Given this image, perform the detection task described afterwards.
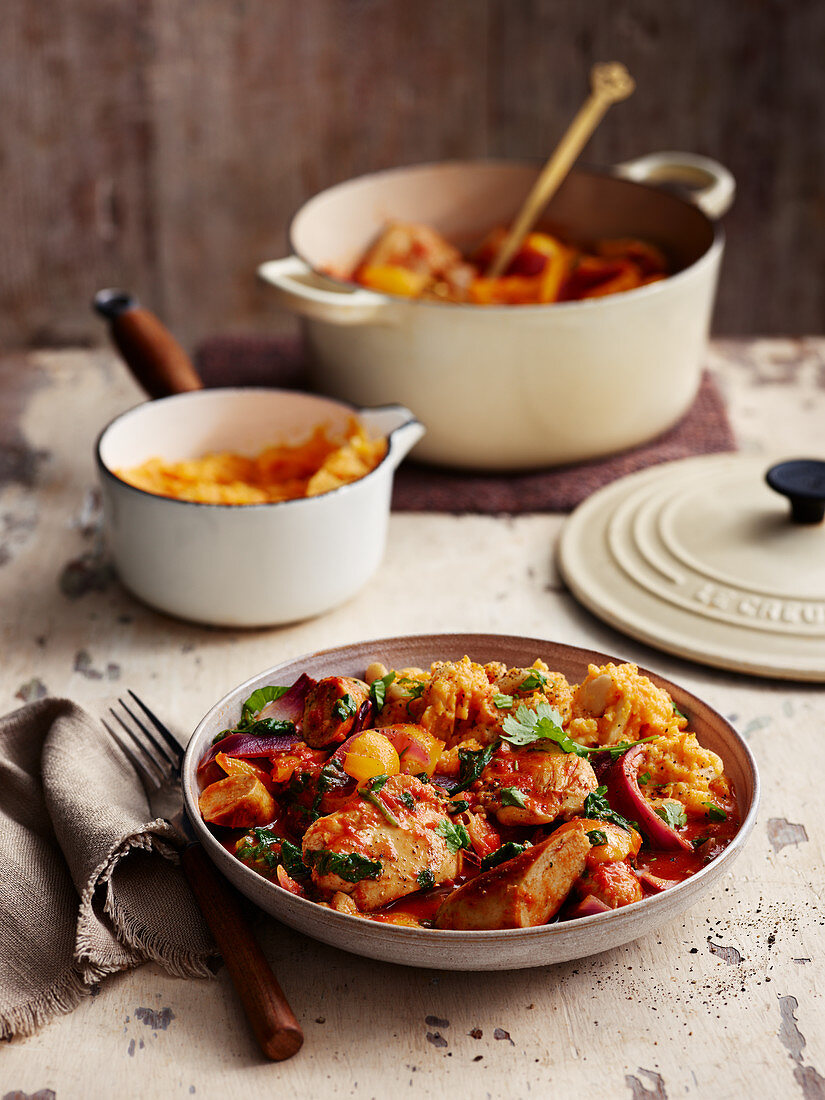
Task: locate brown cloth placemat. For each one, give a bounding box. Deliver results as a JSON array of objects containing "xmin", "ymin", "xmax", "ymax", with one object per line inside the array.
[{"xmin": 195, "ymin": 335, "xmax": 737, "ymax": 514}]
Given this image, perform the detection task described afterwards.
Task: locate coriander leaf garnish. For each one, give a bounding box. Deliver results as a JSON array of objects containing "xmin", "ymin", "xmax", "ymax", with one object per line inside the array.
[
  {"xmin": 447, "ymin": 799, "xmax": 469, "ymax": 814},
  {"xmin": 399, "ymin": 790, "xmax": 416, "ymax": 810},
  {"xmin": 453, "ymin": 742, "xmax": 498, "ymax": 794},
  {"xmin": 417, "ymin": 868, "xmax": 435, "ymax": 890},
  {"xmin": 673, "ymin": 703, "xmax": 687, "ymax": 721},
  {"xmin": 693, "ymin": 835, "xmax": 710, "ymax": 849},
  {"xmin": 519, "ymin": 669, "xmax": 548, "ymax": 692},
  {"xmin": 369, "ymin": 671, "xmax": 396, "ymax": 710},
  {"xmin": 304, "ymin": 849, "xmax": 383, "ymax": 883},
  {"xmin": 480, "ymin": 841, "xmax": 529, "ymax": 871},
  {"xmin": 240, "ymin": 685, "xmax": 290, "ymax": 725},
  {"xmin": 705, "ymin": 803, "xmax": 727, "ymax": 822},
  {"xmin": 396, "ymin": 675, "xmax": 425, "ymax": 701},
  {"xmin": 500, "ymin": 787, "xmax": 528, "ymax": 809},
  {"xmin": 493, "ymin": 693, "xmax": 514, "ymax": 709},
  {"xmin": 586, "ymin": 829, "xmax": 608, "ymax": 847},
  {"xmin": 655, "ymin": 801, "xmax": 688, "ymax": 830},
  {"xmin": 501, "ymin": 702, "xmax": 571, "ymax": 749},
  {"xmin": 333, "ymin": 694, "xmax": 357, "ymax": 722},
  {"xmin": 639, "ymin": 771, "xmax": 652, "ymax": 786},
  {"xmin": 436, "ymin": 818, "xmax": 471, "ymax": 853},
  {"xmin": 583, "ymin": 786, "xmax": 633, "ymax": 833}
]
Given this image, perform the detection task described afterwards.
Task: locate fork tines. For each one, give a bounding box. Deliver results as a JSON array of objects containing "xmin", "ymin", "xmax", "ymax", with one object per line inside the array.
[{"xmin": 103, "ymin": 692, "xmax": 184, "ymax": 790}]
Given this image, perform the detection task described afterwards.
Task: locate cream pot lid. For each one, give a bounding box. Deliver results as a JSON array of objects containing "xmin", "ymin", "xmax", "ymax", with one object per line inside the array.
[{"xmin": 558, "ymin": 453, "xmax": 825, "ymax": 681}]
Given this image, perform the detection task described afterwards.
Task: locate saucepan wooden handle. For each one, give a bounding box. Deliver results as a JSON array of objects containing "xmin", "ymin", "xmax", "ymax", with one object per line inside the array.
[
  {"xmin": 180, "ymin": 842, "xmax": 304, "ymax": 1061},
  {"xmin": 93, "ymin": 289, "xmax": 204, "ymax": 399}
]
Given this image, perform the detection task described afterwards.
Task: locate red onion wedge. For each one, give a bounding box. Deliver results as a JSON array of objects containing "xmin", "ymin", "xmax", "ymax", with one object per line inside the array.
[
  {"xmin": 256, "ymin": 673, "xmax": 314, "ymax": 726},
  {"xmin": 636, "ymin": 870, "xmax": 681, "ymax": 894},
  {"xmin": 567, "ymin": 894, "xmax": 611, "ymax": 918},
  {"xmin": 198, "ymin": 729, "xmax": 301, "ymax": 775},
  {"xmin": 608, "ymin": 744, "xmax": 693, "ymax": 851}
]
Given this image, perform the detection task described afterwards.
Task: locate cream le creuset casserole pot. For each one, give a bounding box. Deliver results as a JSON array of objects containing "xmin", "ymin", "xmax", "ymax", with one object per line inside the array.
[{"xmin": 259, "ymin": 152, "xmax": 735, "ymax": 471}]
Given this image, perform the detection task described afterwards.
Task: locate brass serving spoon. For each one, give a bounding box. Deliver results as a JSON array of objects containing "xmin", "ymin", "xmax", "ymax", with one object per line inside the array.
[{"xmin": 486, "ymin": 62, "xmax": 636, "ymax": 278}]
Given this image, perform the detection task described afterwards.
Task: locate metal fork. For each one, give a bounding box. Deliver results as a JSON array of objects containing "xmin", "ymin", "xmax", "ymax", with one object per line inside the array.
[{"xmin": 104, "ymin": 691, "xmax": 303, "ymax": 1061}]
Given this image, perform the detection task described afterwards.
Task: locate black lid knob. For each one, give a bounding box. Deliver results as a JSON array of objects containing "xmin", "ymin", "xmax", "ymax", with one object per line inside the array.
[{"xmin": 766, "ymin": 459, "xmax": 825, "ymax": 524}]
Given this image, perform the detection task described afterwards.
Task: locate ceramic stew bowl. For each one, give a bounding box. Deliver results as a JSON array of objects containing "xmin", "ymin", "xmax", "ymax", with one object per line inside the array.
[
  {"xmin": 259, "ymin": 153, "xmax": 735, "ymax": 471},
  {"xmin": 96, "ymin": 389, "xmax": 423, "ymax": 627},
  {"xmin": 182, "ymin": 633, "xmax": 759, "ymax": 971}
]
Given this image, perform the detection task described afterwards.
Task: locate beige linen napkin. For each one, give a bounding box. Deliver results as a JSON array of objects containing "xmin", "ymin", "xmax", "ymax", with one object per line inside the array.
[{"xmin": 0, "ymin": 697, "xmax": 215, "ymax": 1040}]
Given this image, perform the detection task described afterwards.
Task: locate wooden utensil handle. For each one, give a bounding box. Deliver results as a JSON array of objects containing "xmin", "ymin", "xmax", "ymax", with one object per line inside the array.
[
  {"xmin": 180, "ymin": 842, "xmax": 303, "ymax": 1061},
  {"xmin": 93, "ymin": 289, "xmax": 203, "ymax": 399}
]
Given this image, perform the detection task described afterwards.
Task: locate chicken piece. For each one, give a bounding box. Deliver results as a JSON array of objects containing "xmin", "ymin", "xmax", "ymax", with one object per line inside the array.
[
  {"xmin": 355, "ymin": 222, "xmax": 464, "ymax": 281},
  {"xmin": 199, "ymin": 772, "xmax": 275, "ymax": 829},
  {"xmin": 478, "ymin": 743, "xmax": 597, "ymax": 825},
  {"xmin": 568, "ymin": 663, "xmax": 684, "ymax": 748},
  {"xmin": 435, "ymin": 827, "xmax": 590, "ymax": 930},
  {"xmin": 302, "ymin": 676, "xmax": 370, "ymax": 748},
  {"xmin": 575, "ymin": 860, "xmax": 643, "ymax": 910},
  {"xmin": 301, "ymin": 774, "xmax": 459, "ymax": 911}
]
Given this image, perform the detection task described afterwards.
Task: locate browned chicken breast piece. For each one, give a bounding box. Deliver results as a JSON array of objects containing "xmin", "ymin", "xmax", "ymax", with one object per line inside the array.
[
  {"xmin": 435, "ymin": 827, "xmax": 591, "ymax": 930},
  {"xmin": 302, "ymin": 676, "xmax": 370, "ymax": 748},
  {"xmin": 301, "ymin": 774, "xmax": 460, "ymax": 911},
  {"xmin": 478, "ymin": 744, "xmax": 598, "ymax": 825}
]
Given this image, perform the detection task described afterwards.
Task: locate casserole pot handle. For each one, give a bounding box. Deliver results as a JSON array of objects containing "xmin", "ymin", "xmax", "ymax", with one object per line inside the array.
[
  {"xmin": 258, "ymin": 257, "xmax": 392, "ymax": 326},
  {"xmin": 613, "ymin": 151, "xmax": 735, "ymax": 220}
]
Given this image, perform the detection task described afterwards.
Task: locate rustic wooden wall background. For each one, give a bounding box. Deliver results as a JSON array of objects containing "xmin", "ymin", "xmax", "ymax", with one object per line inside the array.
[{"xmin": 3, "ymin": 0, "xmax": 824, "ymax": 350}]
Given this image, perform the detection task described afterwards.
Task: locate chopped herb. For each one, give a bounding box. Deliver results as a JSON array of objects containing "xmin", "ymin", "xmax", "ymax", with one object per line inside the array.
[
  {"xmin": 500, "ymin": 787, "xmax": 528, "ymax": 809},
  {"xmin": 237, "ymin": 827, "xmax": 281, "ymax": 870},
  {"xmin": 417, "ymin": 868, "xmax": 435, "ymax": 890},
  {"xmin": 519, "ymin": 669, "xmax": 549, "ymax": 692},
  {"xmin": 211, "ymin": 729, "xmax": 232, "ymax": 745},
  {"xmin": 333, "ymin": 694, "xmax": 357, "ymax": 722},
  {"xmin": 369, "ymin": 671, "xmax": 396, "ymax": 710},
  {"xmin": 672, "ymin": 703, "xmax": 687, "ymax": 721},
  {"xmin": 639, "ymin": 771, "xmax": 651, "ymax": 785},
  {"xmin": 240, "ymin": 685, "xmax": 290, "ymax": 725},
  {"xmin": 304, "ymin": 848, "xmax": 382, "ymax": 883},
  {"xmin": 693, "ymin": 835, "xmax": 710, "ymax": 849},
  {"xmin": 453, "ymin": 741, "xmax": 498, "ymax": 794},
  {"xmin": 241, "ymin": 717, "xmax": 296, "ymax": 738},
  {"xmin": 586, "ymin": 829, "xmax": 608, "ymax": 847},
  {"xmin": 493, "ymin": 693, "xmax": 514, "ymax": 709},
  {"xmin": 501, "ymin": 702, "xmax": 570, "ymax": 749},
  {"xmin": 480, "ymin": 841, "xmax": 528, "ymax": 871},
  {"xmin": 310, "ymin": 761, "xmax": 346, "ymax": 821},
  {"xmin": 447, "ymin": 799, "xmax": 469, "ymax": 814},
  {"xmin": 705, "ymin": 803, "xmax": 727, "ymax": 822},
  {"xmin": 399, "ymin": 790, "xmax": 416, "ymax": 810},
  {"xmin": 583, "ymin": 785, "xmax": 633, "ymax": 833},
  {"xmin": 359, "ymin": 774, "xmax": 401, "ymax": 827},
  {"xmin": 598, "ymin": 736, "xmax": 660, "ymax": 762},
  {"xmin": 397, "ymin": 676, "xmax": 425, "ymax": 701},
  {"xmin": 280, "ymin": 840, "xmax": 310, "ymax": 880},
  {"xmin": 416, "ymin": 772, "xmax": 430, "ymax": 784},
  {"xmin": 436, "ymin": 818, "xmax": 471, "ymax": 853},
  {"xmin": 655, "ymin": 801, "xmax": 688, "ymax": 830}
]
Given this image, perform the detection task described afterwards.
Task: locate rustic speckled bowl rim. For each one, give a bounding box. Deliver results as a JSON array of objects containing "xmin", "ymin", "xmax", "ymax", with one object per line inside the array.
[{"xmin": 182, "ymin": 634, "xmax": 759, "ymax": 961}]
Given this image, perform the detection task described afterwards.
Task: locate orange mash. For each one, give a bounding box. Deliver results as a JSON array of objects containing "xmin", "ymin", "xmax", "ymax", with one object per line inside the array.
[{"xmin": 115, "ymin": 417, "xmax": 387, "ymax": 504}]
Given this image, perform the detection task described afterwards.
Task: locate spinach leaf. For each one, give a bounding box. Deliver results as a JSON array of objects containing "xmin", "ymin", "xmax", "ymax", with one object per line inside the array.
[
  {"xmin": 499, "ymin": 787, "xmax": 528, "ymax": 809},
  {"xmin": 417, "ymin": 868, "xmax": 435, "ymax": 890},
  {"xmin": 480, "ymin": 841, "xmax": 528, "ymax": 871},
  {"xmin": 453, "ymin": 742, "xmax": 498, "ymax": 794},
  {"xmin": 304, "ymin": 848, "xmax": 383, "ymax": 883},
  {"xmin": 369, "ymin": 671, "xmax": 396, "ymax": 710},
  {"xmin": 240, "ymin": 685, "xmax": 290, "ymax": 725},
  {"xmin": 583, "ymin": 785, "xmax": 633, "ymax": 833}
]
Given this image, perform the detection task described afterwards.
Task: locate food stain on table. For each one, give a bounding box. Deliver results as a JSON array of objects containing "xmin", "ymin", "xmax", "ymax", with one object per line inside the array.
[
  {"xmin": 624, "ymin": 1068, "xmax": 668, "ymax": 1100},
  {"xmin": 707, "ymin": 940, "xmax": 744, "ymax": 965},
  {"xmin": 134, "ymin": 1006, "xmax": 175, "ymax": 1031},
  {"xmin": 777, "ymin": 995, "xmax": 825, "ymax": 1099},
  {"xmin": 767, "ymin": 818, "xmax": 809, "ymax": 852}
]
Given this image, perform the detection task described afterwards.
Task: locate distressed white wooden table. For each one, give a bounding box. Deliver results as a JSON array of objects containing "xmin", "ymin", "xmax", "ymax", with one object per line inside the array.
[{"xmin": 1, "ymin": 339, "xmax": 823, "ymax": 1100}]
